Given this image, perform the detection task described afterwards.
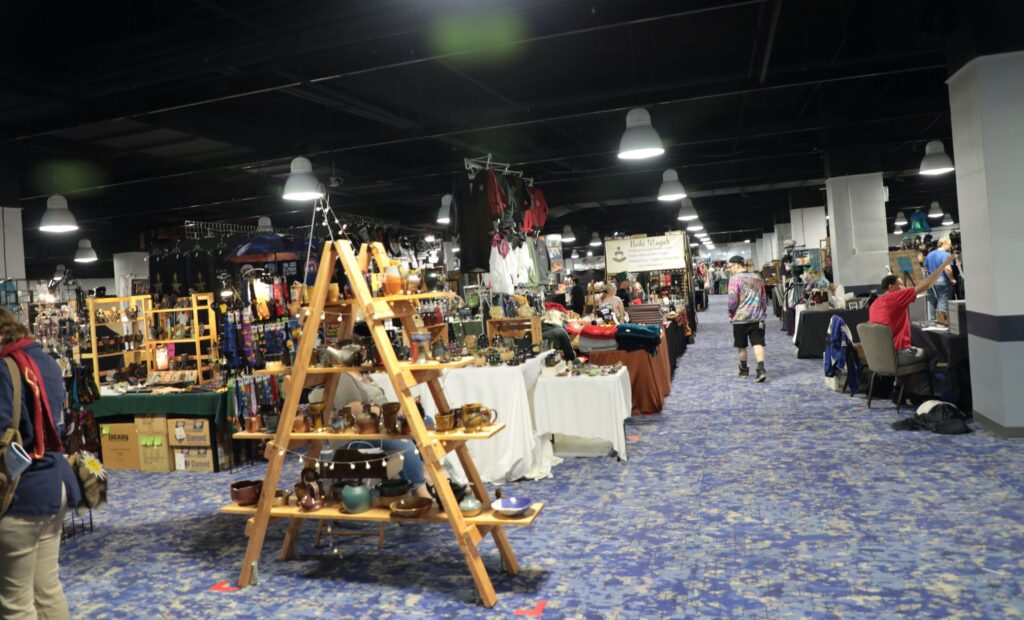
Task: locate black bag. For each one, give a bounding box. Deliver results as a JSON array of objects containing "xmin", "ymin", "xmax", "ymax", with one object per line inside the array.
[{"xmin": 891, "ymin": 402, "xmax": 971, "ymax": 434}]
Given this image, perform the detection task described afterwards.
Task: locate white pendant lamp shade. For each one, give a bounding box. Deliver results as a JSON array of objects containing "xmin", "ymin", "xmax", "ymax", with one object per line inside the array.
[
  {"xmin": 893, "ymin": 224, "xmax": 903, "ymax": 235},
  {"xmin": 686, "ymin": 219, "xmax": 704, "ymax": 232},
  {"xmin": 695, "ymin": 232, "xmax": 708, "ymax": 239},
  {"xmin": 617, "ymin": 108, "xmax": 664, "ymax": 160},
  {"xmin": 942, "ymin": 213, "xmax": 954, "ymax": 226},
  {"xmin": 561, "ymin": 225, "xmax": 576, "ymax": 244},
  {"xmin": 571, "ymin": 249, "xmax": 579, "ymax": 259},
  {"xmin": 53, "ymin": 264, "xmax": 66, "ymax": 282},
  {"xmin": 589, "ymin": 232, "xmax": 601, "ymax": 247},
  {"xmin": 657, "ymin": 169, "xmax": 686, "ymax": 201},
  {"xmin": 39, "ymin": 195, "xmax": 78, "ymax": 233},
  {"xmin": 586, "ymin": 249, "xmax": 593, "ymax": 257},
  {"xmin": 928, "ymin": 201, "xmax": 943, "ymax": 219},
  {"xmin": 282, "ymin": 156, "xmax": 323, "ymax": 201},
  {"xmin": 894, "ymin": 211, "xmax": 908, "ymax": 226},
  {"xmin": 437, "ymin": 194, "xmax": 452, "ymax": 224},
  {"xmin": 74, "ymin": 239, "xmax": 98, "ymax": 263},
  {"xmin": 690, "ymin": 241, "xmax": 699, "ymax": 247},
  {"xmin": 676, "ymin": 198, "xmax": 698, "ymax": 221},
  {"xmin": 256, "ymin": 216, "xmax": 273, "ymax": 231},
  {"xmin": 919, "ymin": 140, "xmax": 954, "ymax": 176}
]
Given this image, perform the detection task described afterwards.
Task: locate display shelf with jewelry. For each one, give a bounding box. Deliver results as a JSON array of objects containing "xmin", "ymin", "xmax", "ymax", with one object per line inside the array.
[
  {"xmin": 222, "ymin": 240, "xmax": 542, "ymax": 608},
  {"xmin": 78, "ymin": 295, "xmax": 153, "ymax": 382},
  {"xmin": 144, "ymin": 292, "xmax": 219, "ymax": 384}
]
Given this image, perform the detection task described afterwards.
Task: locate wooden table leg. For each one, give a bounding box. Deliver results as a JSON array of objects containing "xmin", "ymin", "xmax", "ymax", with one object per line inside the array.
[{"xmin": 279, "ymin": 518, "xmax": 304, "ymax": 560}]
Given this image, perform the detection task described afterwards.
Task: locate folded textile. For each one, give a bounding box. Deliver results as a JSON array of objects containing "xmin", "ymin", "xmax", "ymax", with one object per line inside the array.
[
  {"xmin": 615, "ymin": 323, "xmax": 662, "ymax": 354},
  {"xmin": 581, "ymin": 324, "xmax": 618, "ymax": 339},
  {"xmin": 578, "ymin": 335, "xmax": 620, "ymax": 353}
]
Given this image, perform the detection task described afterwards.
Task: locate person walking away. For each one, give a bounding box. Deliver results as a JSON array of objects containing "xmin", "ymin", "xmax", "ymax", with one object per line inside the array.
[
  {"xmin": 0, "ymin": 308, "xmax": 81, "ymax": 620},
  {"xmin": 727, "ymin": 256, "xmax": 769, "ymax": 382},
  {"xmin": 869, "ymin": 253, "xmax": 955, "ymax": 367},
  {"xmin": 923, "ymin": 237, "xmax": 956, "ymax": 323},
  {"xmin": 567, "ymin": 276, "xmax": 585, "ymax": 316}
]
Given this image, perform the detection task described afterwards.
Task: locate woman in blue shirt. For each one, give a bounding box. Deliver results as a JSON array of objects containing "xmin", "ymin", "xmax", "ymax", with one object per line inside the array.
[
  {"xmin": 923, "ymin": 237, "xmax": 957, "ymax": 323},
  {"xmin": 0, "ymin": 309, "xmax": 81, "ymax": 619}
]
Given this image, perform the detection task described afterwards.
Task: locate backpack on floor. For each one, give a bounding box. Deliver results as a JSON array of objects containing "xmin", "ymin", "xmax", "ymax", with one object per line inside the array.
[
  {"xmin": 891, "ymin": 400, "xmax": 971, "ymax": 434},
  {"xmin": 0, "ymin": 357, "xmax": 25, "ymax": 517}
]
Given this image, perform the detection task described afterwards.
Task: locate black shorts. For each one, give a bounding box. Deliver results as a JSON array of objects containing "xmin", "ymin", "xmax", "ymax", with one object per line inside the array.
[{"xmin": 733, "ymin": 322, "xmax": 766, "ymax": 348}]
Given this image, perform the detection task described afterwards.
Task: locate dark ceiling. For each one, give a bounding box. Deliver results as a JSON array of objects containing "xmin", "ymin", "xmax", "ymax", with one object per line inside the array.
[{"xmin": 0, "ymin": 0, "xmax": 972, "ymax": 277}]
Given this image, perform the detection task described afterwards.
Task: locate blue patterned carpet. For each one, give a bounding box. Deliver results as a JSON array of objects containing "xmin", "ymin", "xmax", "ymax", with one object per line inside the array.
[{"xmin": 60, "ymin": 298, "xmax": 1024, "ymax": 618}]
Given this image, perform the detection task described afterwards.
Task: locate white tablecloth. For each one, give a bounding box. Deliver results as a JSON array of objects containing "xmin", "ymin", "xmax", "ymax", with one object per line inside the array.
[
  {"xmin": 440, "ymin": 352, "xmax": 558, "ymax": 484},
  {"xmin": 533, "ymin": 368, "xmax": 632, "ymax": 461},
  {"xmin": 367, "ymin": 374, "xmax": 438, "ymax": 418}
]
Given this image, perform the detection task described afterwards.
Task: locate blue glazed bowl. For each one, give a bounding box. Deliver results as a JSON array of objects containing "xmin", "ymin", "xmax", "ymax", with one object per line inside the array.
[{"xmin": 493, "ymin": 496, "xmax": 531, "ymax": 517}]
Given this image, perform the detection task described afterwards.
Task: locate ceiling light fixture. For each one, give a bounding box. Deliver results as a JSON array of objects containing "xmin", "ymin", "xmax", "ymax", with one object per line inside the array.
[
  {"xmin": 437, "ymin": 194, "xmax": 452, "ymax": 224},
  {"xmin": 282, "ymin": 157, "xmax": 324, "ymax": 201},
  {"xmin": 690, "ymin": 242, "xmax": 699, "ymax": 247},
  {"xmin": 52, "ymin": 264, "xmax": 66, "ymax": 283},
  {"xmin": 657, "ymin": 169, "xmax": 686, "ymax": 201},
  {"xmin": 919, "ymin": 140, "xmax": 955, "ymax": 176},
  {"xmin": 39, "ymin": 195, "xmax": 78, "ymax": 233},
  {"xmin": 894, "ymin": 211, "xmax": 908, "ymax": 226},
  {"xmin": 942, "ymin": 213, "xmax": 954, "ymax": 226},
  {"xmin": 586, "ymin": 250, "xmax": 593, "ymax": 257},
  {"xmin": 424, "ymin": 234, "xmax": 435, "ymax": 243},
  {"xmin": 74, "ymin": 239, "xmax": 98, "ymax": 263},
  {"xmin": 561, "ymin": 225, "xmax": 576, "ymax": 244},
  {"xmin": 743, "ymin": 239, "xmax": 751, "ymax": 244},
  {"xmin": 617, "ymin": 108, "xmax": 664, "ymax": 160},
  {"xmin": 686, "ymin": 219, "xmax": 704, "ymax": 232},
  {"xmin": 676, "ymin": 198, "xmax": 698, "ymax": 221},
  {"xmin": 927, "ymin": 201, "xmax": 943, "ymax": 219},
  {"xmin": 695, "ymin": 232, "xmax": 708, "ymax": 239},
  {"xmin": 571, "ymin": 249, "xmax": 579, "ymax": 259},
  {"xmin": 893, "ymin": 224, "xmax": 903, "ymax": 235},
  {"xmin": 589, "ymin": 232, "xmax": 601, "ymax": 247},
  {"xmin": 256, "ymin": 216, "xmax": 273, "ymax": 232}
]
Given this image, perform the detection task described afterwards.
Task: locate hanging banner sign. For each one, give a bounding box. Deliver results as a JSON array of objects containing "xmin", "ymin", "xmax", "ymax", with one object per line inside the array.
[{"xmin": 604, "ymin": 234, "xmax": 687, "ymax": 274}]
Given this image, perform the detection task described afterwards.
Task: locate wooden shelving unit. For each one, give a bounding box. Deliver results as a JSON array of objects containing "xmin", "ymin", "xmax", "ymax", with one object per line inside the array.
[
  {"xmin": 222, "ymin": 240, "xmax": 542, "ymax": 607},
  {"xmin": 79, "ymin": 295, "xmax": 151, "ymax": 381},
  {"xmin": 145, "ymin": 292, "xmax": 218, "ymax": 383}
]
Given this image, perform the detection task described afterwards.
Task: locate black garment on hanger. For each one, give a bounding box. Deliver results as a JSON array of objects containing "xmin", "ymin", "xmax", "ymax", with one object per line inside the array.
[
  {"xmin": 454, "ymin": 173, "xmax": 491, "ymax": 273},
  {"xmin": 187, "ymin": 246, "xmax": 211, "ymax": 293}
]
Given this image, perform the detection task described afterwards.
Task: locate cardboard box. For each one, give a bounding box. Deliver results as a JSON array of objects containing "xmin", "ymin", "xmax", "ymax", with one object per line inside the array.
[
  {"xmin": 100, "ymin": 423, "xmax": 140, "ymax": 470},
  {"xmin": 174, "ymin": 445, "xmax": 231, "ymax": 473},
  {"xmin": 138, "ymin": 435, "xmax": 175, "ymax": 472},
  {"xmin": 134, "ymin": 415, "xmax": 168, "ymax": 437},
  {"xmin": 167, "ymin": 418, "xmax": 212, "ymax": 448}
]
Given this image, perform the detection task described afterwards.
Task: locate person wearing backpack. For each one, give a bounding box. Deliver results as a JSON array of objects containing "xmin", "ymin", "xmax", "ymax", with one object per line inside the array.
[{"xmin": 0, "ymin": 308, "xmax": 81, "ymax": 620}]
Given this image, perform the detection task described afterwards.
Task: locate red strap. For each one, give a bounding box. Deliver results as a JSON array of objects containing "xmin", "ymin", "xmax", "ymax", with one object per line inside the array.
[{"xmin": 2, "ymin": 339, "xmax": 64, "ymax": 459}]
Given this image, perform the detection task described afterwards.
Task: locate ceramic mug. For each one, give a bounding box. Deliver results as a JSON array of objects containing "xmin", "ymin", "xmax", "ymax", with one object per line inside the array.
[
  {"xmin": 463, "ymin": 408, "xmax": 497, "ymax": 431},
  {"xmin": 327, "ymin": 283, "xmax": 341, "ymax": 302},
  {"xmin": 434, "ymin": 412, "xmax": 455, "ymax": 432}
]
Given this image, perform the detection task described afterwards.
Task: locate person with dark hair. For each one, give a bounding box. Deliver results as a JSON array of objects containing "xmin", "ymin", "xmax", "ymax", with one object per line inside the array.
[
  {"xmin": 727, "ymin": 256, "xmax": 769, "ymax": 382},
  {"xmin": 869, "ymin": 253, "xmax": 954, "ymax": 366},
  {"xmin": 567, "ymin": 276, "xmax": 585, "ymax": 316},
  {"xmin": 0, "ymin": 308, "xmax": 81, "ymax": 619}
]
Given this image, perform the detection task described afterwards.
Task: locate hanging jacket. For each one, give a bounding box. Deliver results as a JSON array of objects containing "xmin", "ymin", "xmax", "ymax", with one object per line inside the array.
[
  {"xmin": 454, "ymin": 173, "xmax": 491, "ymax": 273},
  {"xmin": 529, "ymin": 187, "xmax": 549, "ymax": 228},
  {"xmin": 486, "ymin": 169, "xmax": 507, "ymax": 218},
  {"xmin": 824, "ymin": 315, "xmax": 862, "ymax": 395}
]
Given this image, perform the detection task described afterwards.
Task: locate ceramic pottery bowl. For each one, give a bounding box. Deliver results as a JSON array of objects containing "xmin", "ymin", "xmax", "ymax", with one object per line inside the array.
[
  {"xmin": 375, "ymin": 479, "xmax": 413, "ymax": 500},
  {"xmin": 230, "ymin": 480, "xmax": 263, "ymax": 506},
  {"xmin": 272, "ymin": 489, "xmax": 291, "ymax": 507},
  {"xmin": 427, "ymin": 479, "xmax": 468, "ymax": 510},
  {"xmin": 389, "ymin": 496, "xmax": 432, "ymax": 518},
  {"xmin": 493, "ymin": 496, "xmax": 531, "ymax": 517}
]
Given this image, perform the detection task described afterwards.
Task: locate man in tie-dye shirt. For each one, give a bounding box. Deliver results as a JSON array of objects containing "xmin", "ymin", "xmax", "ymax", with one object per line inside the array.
[{"xmin": 727, "ymin": 256, "xmax": 769, "ymax": 382}]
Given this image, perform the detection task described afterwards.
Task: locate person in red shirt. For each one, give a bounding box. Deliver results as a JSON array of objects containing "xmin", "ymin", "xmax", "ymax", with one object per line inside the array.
[{"xmin": 869, "ymin": 253, "xmax": 954, "ymax": 366}]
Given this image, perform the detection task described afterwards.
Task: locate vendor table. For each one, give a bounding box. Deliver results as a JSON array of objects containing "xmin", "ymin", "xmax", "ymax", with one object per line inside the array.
[
  {"xmin": 664, "ymin": 321, "xmax": 687, "ymax": 377},
  {"xmin": 439, "ymin": 352, "xmax": 556, "ymax": 484},
  {"xmin": 794, "ymin": 308, "xmax": 869, "ymax": 359},
  {"xmin": 588, "ymin": 331, "xmax": 671, "ymax": 414},
  {"xmin": 90, "ymin": 391, "xmax": 227, "ymax": 423},
  {"xmin": 533, "ymin": 368, "xmax": 632, "ymax": 461},
  {"xmin": 911, "ymin": 325, "xmax": 972, "ymax": 411}
]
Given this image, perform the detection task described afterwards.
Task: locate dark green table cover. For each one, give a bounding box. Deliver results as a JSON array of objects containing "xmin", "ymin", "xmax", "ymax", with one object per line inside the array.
[{"xmin": 90, "ymin": 391, "xmax": 227, "ymax": 424}]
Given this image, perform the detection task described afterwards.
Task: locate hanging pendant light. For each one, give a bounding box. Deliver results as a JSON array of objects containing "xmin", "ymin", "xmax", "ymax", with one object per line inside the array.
[
  {"xmin": 451, "ymin": 237, "xmax": 460, "ymax": 254},
  {"xmin": 586, "ymin": 249, "xmax": 593, "ymax": 257},
  {"xmin": 941, "ymin": 213, "xmax": 954, "ymax": 226},
  {"xmin": 657, "ymin": 169, "xmax": 686, "ymax": 201},
  {"xmin": 282, "ymin": 157, "xmax": 323, "ymax": 201},
  {"xmin": 686, "ymin": 219, "xmax": 704, "ymax": 232},
  {"xmin": 617, "ymin": 108, "xmax": 664, "ymax": 160},
  {"xmin": 676, "ymin": 198, "xmax": 698, "ymax": 221},
  {"xmin": 927, "ymin": 201, "xmax": 943, "ymax": 219},
  {"xmin": 256, "ymin": 216, "xmax": 273, "ymax": 231},
  {"xmin": 589, "ymin": 232, "xmax": 601, "ymax": 247},
  {"xmin": 894, "ymin": 211, "xmax": 908, "ymax": 226},
  {"xmin": 570, "ymin": 249, "xmax": 579, "ymax": 259},
  {"xmin": 919, "ymin": 140, "xmax": 955, "ymax": 176},
  {"xmin": 74, "ymin": 239, "xmax": 98, "ymax": 263},
  {"xmin": 893, "ymin": 224, "xmax": 903, "ymax": 235},
  {"xmin": 695, "ymin": 232, "xmax": 708, "ymax": 239},
  {"xmin": 690, "ymin": 241, "xmax": 699, "ymax": 247},
  {"xmin": 561, "ymin": 225, "xmax": 576, "ymax": 244},
  {"xmin": 52, "ymin": 264, "xmax": 66, "ymax": 282},
  {"xmin": 39, "ymin": 195, "xmax": 78, "ymax": 233},
  {"xmin": 437, "ymin": 194, "xmax": 452, "ymax": 224}
]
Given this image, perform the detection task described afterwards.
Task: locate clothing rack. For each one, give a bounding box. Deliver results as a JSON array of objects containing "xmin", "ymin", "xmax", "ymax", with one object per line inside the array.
[{"xmin": 464, "ymin": 154, "xmax": 534, "ymax": 186}]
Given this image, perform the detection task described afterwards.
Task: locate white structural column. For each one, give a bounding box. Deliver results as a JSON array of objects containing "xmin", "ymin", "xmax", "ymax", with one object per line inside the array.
[
  {"xmin": 948, "ymin": 50, "xmax": 1024, "ymax": 435},
  {"xmin": 773, "ymin": 223, "xmax": 792, "ymax": 256},
  {"xmin": 113, "ymin": 252, "xmax": 150, "ymax": 297},
  {"xmin": 826, "ymin": 173, "xmax": 889, "ymax": 292},
  {"xmin": 0, "ymin": 207, "xmax": 26, "ymax": 279},
  {"xmin": 789, "ymin": 207, "xmax": 827, "ymax": 250}
]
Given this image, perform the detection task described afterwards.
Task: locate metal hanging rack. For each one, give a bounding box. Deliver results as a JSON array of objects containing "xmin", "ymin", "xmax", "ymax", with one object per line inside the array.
[{"xmin": 464, "ymin": 154, "xmax": 533, "ymax": 186}]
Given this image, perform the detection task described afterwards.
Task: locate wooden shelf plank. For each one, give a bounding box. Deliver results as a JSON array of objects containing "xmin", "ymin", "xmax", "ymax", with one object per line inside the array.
[
  {"xmin": 378, "ymin": 291, "xmax": 457, "ymax": 302},
  {"xmin": 219, "ymin": 500, "xmax": 543, "ymax": 527},
  {"xmin": 232, "ymin": 424, "xmax": 504, "ymax": 442},
  {"xmin": 148, "ymin": 337, "xmax": 214, "ymax": 344},
  {"xmin": 248, "ymin": 357, "xmax": 475, "ymax": 377},
  {"xmin": 80, "ymin": 350, "xmax": 145, "ymax": 358}
]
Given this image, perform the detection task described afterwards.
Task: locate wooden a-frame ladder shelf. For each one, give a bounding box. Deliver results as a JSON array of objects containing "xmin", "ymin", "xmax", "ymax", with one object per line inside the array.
[{"xmin": 220, "ymin": 240, "xmax": 543, "ymax": 608}]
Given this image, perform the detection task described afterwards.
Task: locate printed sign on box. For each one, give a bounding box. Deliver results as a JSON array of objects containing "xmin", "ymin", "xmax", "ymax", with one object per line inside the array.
[
  {"xmin": 100, "ymin": 423, "xmax": 140, "ymax": 470},
  {"xmin": 167, "ymin": 418, "xmax": 212, "ymax": 447},
  {"xmin": 604, "ymin": 234, "xmax": 686, "ymax": 274}
]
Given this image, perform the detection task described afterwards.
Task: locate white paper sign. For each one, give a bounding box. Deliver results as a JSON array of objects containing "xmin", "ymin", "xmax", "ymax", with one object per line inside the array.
[{"xmin": 604, "ymin": 235, "xmax": 687, "ymax": 274}]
